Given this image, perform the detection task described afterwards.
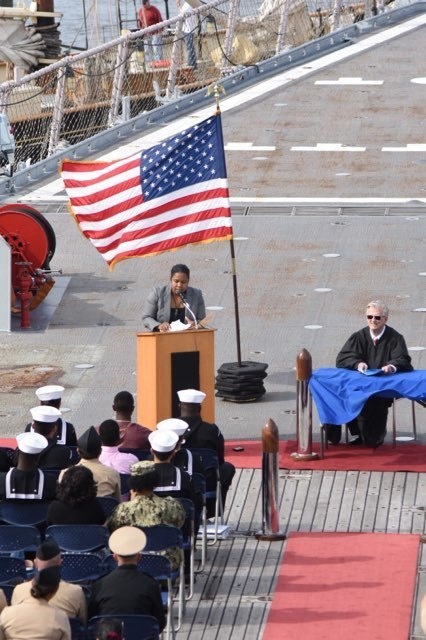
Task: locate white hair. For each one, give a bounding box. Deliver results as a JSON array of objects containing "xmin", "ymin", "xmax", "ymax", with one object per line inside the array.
[{"xmin": 366, "ymin": 300, "xmax": 389, "ymax": 317}]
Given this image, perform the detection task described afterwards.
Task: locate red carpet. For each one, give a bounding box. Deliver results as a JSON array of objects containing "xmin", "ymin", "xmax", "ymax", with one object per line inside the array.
[
  {"xmin": 225, "ymin": 440, "xmax": 426, "ymax": 472},
  {"xmin": 264, "ymin": 532, "xmax": 419, "ymax": 640}
]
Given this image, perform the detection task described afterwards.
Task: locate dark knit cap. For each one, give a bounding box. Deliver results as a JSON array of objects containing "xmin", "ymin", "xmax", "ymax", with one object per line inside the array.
[{"xmin": 77, "ymin": 426, "xmax": 102, "ymax": 456}]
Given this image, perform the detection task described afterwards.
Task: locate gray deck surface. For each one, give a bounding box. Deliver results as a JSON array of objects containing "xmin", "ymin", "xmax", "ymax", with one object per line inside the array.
[
  {"xmin": 0, "ymin": 7, "xmax": 425, "ymax": 640},
  {"xmin": 181, "ymin": 468, "xmax": 426, "ymax": 639}
]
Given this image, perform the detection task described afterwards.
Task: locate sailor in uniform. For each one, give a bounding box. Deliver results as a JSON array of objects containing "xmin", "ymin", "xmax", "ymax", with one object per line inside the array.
[
  {"xmin": 25, "ymin": 385, "xmax": 77, "ymax": 446},
  {"xmin": 149, "ymin": 429, "xmax": 202, "ymax": 549},
  {"xmin": 28, "ymin": 406, "xmax": 73, "ymax": 470},
  {"xmin": 0, "ymin": 432, "xmax": 57, "ymax": 501},
  {"xmin": 155, "ymin": 418, "xmax": 204, "ymax": 478},
  {"xmin": 148, "ymin": 430, "xmax": 195, "ymax": 501},
  {"xmin": 177, "ymin": 388, "xmax": 236, "ymax": 518}
]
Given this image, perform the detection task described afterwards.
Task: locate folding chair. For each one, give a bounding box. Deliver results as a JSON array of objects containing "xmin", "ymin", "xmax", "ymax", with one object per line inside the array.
[
  {"xmin": 178, "ymin": 498, "xmax": 195, "ymax": 600},
  {"xmin": 141, "ymin": 525, "xmax": 185, "ymax": 630},
  {"xmin": 69, "ymin": 617, "xmax": 87, "ymax": 640},
  {"xmin": 119, "ymin": 473, "xmax": 130, "ymax": 500},
  {"xmin": 0, "ymin": 501, "xmax": 50, "ymax": 530},
  {"xmin": 188, "ymin": 448, "xmax": 223, "ymax": 544},
  {"xmin": 97, "ymin": 496, "xmax": 119, "ymax": 520},
  {"xmin": 192, "ymin": 472, "xmax": 207, "ymax": 571},
  {"xmin": 138, "ymin": 554, "xmax": 176, "ymax": 640},
  {"xmin": 60, "ymin": 552, "xmax": 107, "ymax": 585},
  {"xmin": 391, "ymin": 398, "xmax": 418, "ymax": 446},
  {"xmin": 0, "ymin": 524, "xmax": 40, "ymax": 558},
  {"xmin": 0, "ymin": 555, "xmax": 27, "ymax": 582},
  {"xmin": 88, "ymin": 614, "xmax": 160, "ymax": 640},
  {"xmin": 0, "ymin": 555, "xmax": 27, "ymax": 602},
  {"xmin": 45, "ymin": 524, "xmax": 109, "ymax": 555}
]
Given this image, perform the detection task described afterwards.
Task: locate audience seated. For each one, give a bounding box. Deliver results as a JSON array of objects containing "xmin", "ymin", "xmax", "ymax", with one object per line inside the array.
[
  {"xmin": 107, "ymin": 460, "xmax": 185, "ymax": 570},
  {"xmin": 0, "ymin": 433, "xmax": 57, "ymax": 501},
  {"xmin": 99, "ymin": 420, "xmax": 139, "ymax": 474},
  {"xmin": 112, "ymin": 391, "xmax": 151, "ymax": 450},
  {"xmin": 0, "ymin": 566, "xmax": 71, "ymax": 639},
  {"xmin": 12, "ymin": 539, "xmax": 87, "ymax": 625},
  {"xmin": 25, "ymin": 385, "xmax": 77, "ymax": 446},
  {"xmin": 59, "ymin": 427, "xmax": 120, "ymax": 502},
  {"xmin": 89, "ymin": 527, "xmax": 165, "ymax": 632},
  {"xmin": 156, "ymin": 418, "xmax": 204, "ymax": 477},
  {"xmin": 47, "ymin": 466, "xmax": 106, "ymax": 526}
]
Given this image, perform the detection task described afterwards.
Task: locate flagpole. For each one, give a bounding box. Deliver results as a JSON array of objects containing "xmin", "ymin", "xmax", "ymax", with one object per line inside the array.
[{"xmin": 211, "ymin": 84, "xmax": 242, "ymax": 367}]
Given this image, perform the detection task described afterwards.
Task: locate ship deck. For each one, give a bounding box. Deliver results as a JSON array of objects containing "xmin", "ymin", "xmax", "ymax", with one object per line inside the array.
[{"xmin": 0, "ymin": 7, "xmax": 425, "ymax": 639}]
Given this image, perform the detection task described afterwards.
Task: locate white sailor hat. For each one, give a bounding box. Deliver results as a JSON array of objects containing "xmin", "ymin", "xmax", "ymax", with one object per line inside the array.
[
  {"xmin": 30, "ymin": 405, "xmax": 61, "ymax": 423},
  {"xmin": 109, "ymin": 526, "xmax": 147, "ymax": 556},
  {"xmin": 16, "ymin": 432, "xmax": 48, "ymax": 454},
  {"xmin": 35, "ymin": 385, "xmax": 64, "ymax": 402},
  {"xmin": 148, "ymin": 429, "xmax": 179, "ymax": 453},
  {"xmin": 177, "ymin": 388, "xmax": 206, "ymax": 404},
  {"xmin": 156, "ymin": 418, "xmax": 188, "ymax": 436}
]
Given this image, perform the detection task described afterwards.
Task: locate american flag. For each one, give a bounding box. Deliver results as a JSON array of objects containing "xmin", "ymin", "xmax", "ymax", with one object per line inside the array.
[{"xmin": 61, "ymin": 114, "xmax": 233, "ymax": 269}]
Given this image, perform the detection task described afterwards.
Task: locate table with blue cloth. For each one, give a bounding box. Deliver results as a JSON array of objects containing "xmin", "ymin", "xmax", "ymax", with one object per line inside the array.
[{"xmin": 309, "ymin": 368, "xmax": 426, "ymax": 426}]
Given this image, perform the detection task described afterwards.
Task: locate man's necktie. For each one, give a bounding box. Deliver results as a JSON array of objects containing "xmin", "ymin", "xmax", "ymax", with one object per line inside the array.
[{"xmin": 373, "ymin": 338, "xmax": 379, "ymax": 346}]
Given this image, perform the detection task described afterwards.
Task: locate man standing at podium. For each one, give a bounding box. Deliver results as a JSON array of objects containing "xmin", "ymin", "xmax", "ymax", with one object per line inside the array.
[{"xmin": 325, "ymin": 300, "xmax": 413, "ymax": 447}]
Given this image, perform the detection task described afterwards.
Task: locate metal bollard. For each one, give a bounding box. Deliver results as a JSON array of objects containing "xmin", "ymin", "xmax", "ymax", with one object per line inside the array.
[
  {"xmin": 255, "ymin": 418, "xmax": 286, "ymax": 541},
  {"xmin": 291, "ymin": 348, "xmax": 319, "ymax": 461}
]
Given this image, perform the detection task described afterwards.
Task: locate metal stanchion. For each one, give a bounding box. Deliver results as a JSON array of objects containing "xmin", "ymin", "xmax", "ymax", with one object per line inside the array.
[
  {"xmin": 291, "ymin": 348, "xmax": 319, "ymax": 461},
  {"xmin": 255, "ymin": 418, "xmax": 286, "ymax": 541}
]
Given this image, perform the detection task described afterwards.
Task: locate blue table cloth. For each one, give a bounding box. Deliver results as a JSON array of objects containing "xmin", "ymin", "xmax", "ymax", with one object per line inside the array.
[{"xmin": 309, "ymin": 368, "xmax": 426, "ymax": 425}]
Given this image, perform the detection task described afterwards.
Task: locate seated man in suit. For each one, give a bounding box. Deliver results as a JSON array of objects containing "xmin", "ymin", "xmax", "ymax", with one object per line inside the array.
[{"xmin": 324, "ymin": 300, "xmax": 413, "ymax": 448}]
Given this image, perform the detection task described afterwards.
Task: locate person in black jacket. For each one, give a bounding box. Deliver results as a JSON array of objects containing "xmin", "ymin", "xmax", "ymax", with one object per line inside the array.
[
  {"xmin": 177, "ymin": 388, "xmax": 235, "ymax": 518},
  {"xmin": 24, "ymin": 385, "xmax": 77, "ymax": 446},
  {"xmin": 325, "ymin": 300, "xmax": 413, "ymax": 447},
  {"xmin": 46, "ymin": 465, "xmax": 105, "ymax": 526},
  {"xmin": 0, "ymin": 432, "xmax": 57, "ymax": 500},
  {"xmin": 29, "ymin": 406, "xmax": 73, "ymax": 470},
  {"xmin": 89, "ymin": 526, "xmax": 165, "ymax": 632}
]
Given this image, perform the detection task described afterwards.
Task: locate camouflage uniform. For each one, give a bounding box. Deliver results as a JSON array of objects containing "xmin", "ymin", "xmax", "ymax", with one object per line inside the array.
[{"xmin": 107, "ymin": 493, "xmax": 185, "ymax": 569}]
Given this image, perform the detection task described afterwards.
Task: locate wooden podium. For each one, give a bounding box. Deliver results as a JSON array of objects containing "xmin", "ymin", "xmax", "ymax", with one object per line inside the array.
[{"xmin": 136, "ymin": 328, "xmax": 216, "ymax": 429}]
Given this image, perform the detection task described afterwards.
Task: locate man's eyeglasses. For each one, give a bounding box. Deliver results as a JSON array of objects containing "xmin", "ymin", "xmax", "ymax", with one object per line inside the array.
[{"xmin": 367, "ymin": 315, "xmax": 382, "ymax": 320}]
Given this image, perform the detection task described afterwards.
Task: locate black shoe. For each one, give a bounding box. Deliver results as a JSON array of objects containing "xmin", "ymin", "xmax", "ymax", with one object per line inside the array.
[
  {"xmin": 348, "ymin": 436, "xmax": 363, "ymax": 445},
  {"xmin": 324, "ymin": 424, "xmax": 342, "ymax": 445}
]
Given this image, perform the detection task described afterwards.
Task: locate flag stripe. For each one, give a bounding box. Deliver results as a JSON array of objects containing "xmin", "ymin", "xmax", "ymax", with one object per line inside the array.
[{"xmin": 62, "ymin": 114, "xmax": 233, "ymax": 268}]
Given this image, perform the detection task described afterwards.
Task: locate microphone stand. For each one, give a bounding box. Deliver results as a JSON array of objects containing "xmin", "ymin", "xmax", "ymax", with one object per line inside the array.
[{"xmin": 178, "ymin": 293, "xmax": 198, "ymax": 329}]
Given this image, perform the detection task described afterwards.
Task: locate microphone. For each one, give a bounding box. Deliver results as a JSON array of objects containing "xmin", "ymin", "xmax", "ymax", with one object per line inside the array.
[{"xmin": 178, "ymin": 292, "xmax": 198, "ymax": 329}]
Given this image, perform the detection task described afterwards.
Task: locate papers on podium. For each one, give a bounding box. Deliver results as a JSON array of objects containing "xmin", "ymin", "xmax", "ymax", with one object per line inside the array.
[{"xmin": 169, "ymin": 320, "xmax": 191, "ymax": 332}]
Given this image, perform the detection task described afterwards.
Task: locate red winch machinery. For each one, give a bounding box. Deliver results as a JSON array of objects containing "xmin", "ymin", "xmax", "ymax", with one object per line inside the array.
[{"xmin": 0, "ymin": 204, "xmax": 60, "ymax": 329}]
